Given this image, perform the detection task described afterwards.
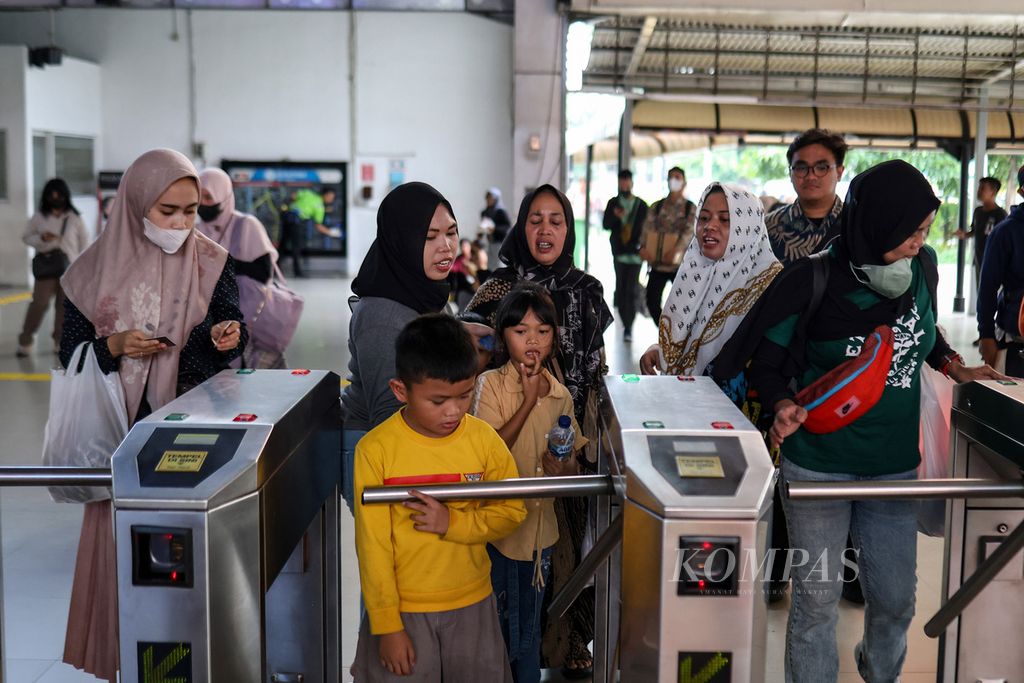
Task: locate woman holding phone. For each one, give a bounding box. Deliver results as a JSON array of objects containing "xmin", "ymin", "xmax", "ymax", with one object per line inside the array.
[{"xmin": 58, "ymin": 148, "xmax": 246, "ymax": 681}]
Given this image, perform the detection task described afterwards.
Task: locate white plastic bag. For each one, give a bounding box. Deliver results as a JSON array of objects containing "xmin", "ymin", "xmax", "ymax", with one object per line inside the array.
[
  {"xmin": 917, "ymin": 365, "xmax": 954, "ymax": 537},
  {"xmin": 42, "ymin": 342, "xmax": 129, "ymax": 503}
]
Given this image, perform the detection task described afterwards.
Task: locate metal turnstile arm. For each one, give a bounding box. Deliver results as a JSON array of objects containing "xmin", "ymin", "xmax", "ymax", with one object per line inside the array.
[
  {"xmin": 547, "ymin": 513, "xmax": 623, "ymax": 619},
  {"xmin": 361, "ymin": 474, "xmax": 614, "ymax": 504},
  {"xmin": 0, "ymin": 467, "xmax": 113, "ymax": 487},
  {"xmin": 786, "ymin": 478, "xmax": 1024, "ymax": 501},
  {"xmin": 924, "ymin": 517, "xmax": 1024, "ymax": 638}
]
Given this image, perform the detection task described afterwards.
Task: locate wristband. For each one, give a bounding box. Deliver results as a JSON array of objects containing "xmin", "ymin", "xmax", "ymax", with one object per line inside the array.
[{"xmin": 940, "ymin": 353, "xmax": 965, "ymax": 378}]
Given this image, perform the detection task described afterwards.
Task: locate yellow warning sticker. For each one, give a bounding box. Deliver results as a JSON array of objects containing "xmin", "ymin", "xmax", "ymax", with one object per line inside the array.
[
  {"xmin": 156, "ymin": 450, "xmax": 208, "ymax": 473},
  {"xmin": 675, "ymin": 455, "xmax": 725, "ymax": 478}
]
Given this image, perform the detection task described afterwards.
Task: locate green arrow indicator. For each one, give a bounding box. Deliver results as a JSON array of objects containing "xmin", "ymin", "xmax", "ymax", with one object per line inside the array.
[
  {"xmin": 141, "ymin": 643, "xmax": 190, "ymax": 683},
  {"xmin": 679, "ymin": 651, "xmax": 729, "ymax": 683}
]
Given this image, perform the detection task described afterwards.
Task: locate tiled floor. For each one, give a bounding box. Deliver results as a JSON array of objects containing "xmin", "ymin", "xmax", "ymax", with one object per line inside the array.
[{"xmin": 0, "ymin": 255, "xmax": 983, "ymax": 682}]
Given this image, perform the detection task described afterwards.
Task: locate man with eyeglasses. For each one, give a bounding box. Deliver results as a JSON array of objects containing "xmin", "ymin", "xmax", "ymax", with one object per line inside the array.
[{"xmin": 765, "ymin": 129, "xmax": 848, "ymax": 266}]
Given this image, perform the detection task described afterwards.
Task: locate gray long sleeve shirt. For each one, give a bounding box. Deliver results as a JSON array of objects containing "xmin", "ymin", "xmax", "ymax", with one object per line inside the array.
[{"xmin": 340, "ymin": 296, "xmax": 420, "ymax": 431}]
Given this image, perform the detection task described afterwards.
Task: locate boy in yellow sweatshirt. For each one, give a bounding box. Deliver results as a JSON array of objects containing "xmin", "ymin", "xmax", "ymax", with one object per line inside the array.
[{"xmin": 353, "ymin": 314, "xmax": 527, "ymax": 682}]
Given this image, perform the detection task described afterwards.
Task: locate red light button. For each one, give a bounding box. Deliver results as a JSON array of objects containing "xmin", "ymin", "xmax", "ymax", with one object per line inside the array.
[
  {"xmin": 711, "ymin": 421, "xmax": 734, "ymax": 430},
  {"xmin": 233, "ymin": 413, "xmax": 258, "ymax": 422},
  {"xmin": 677, "ymin": 375, "xmax": 695, "ymax": 382},
  {"xmin": 291, "ymin": 369, "xmax": 311, "ymax": 375}
]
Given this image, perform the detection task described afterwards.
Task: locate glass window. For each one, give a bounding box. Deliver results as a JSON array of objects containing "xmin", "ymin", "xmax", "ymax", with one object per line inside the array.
[{"xmin": 54, "ymin": 135, "xmax": 94, "ymax": 196}]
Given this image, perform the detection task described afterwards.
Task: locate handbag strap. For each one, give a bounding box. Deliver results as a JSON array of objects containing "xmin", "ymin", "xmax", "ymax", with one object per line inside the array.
[
  {"xmin": 68, "ymin": 341, "xmax": 91, "ymax": 375},
  {"xmin": 59, "ymin": 215, "xmax": 69, "ymax": 237}
]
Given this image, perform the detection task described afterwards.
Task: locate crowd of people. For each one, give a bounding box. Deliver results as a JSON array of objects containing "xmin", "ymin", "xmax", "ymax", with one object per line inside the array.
[{"xmin": 13, "ymin": 127, "xmax": 1024, "ymax": 683}]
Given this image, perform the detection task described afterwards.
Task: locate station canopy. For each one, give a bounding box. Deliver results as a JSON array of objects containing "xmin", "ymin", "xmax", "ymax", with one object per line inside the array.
[{"xmin": 572, "ymin": 8, "xmax": 1024, "ymax": 153}]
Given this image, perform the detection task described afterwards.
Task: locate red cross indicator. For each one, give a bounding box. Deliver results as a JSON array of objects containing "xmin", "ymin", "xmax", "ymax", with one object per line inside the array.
[
  {"xmin": 233, "ymin": 414, "xmax": 257, "ymax": 422},
  {"xmin": 291, "ymin": 369, "xmax": 311, "ymax": 375},
  {"xmin": 711, "ymin": 421, "xmax": 734, "ymax": 430}
]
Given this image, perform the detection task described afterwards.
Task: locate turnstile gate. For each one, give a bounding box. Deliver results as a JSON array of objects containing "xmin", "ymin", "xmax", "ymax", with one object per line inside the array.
[
  {"xmin": 363, "ymin": 374, "xmax": 775, "ymax": 683},
  {"xmin": 940, "ymin": 379, "xmax": 1024, "ymax": 682},
  {"xmin": 604, "ymin": 376, "xmax": 775, "ymax": 683},
  {"xmin": 111, "ymin": 369, "xmax": 342, "ymax": 683}
]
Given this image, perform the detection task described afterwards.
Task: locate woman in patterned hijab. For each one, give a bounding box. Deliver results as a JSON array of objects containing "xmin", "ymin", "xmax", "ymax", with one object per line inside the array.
[{"xmin": 641, "ymin": 182, "xmax": 782, "ymax": 378}]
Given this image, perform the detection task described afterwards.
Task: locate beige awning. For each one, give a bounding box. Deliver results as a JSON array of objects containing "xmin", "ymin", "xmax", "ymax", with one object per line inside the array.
[{"xmin": 632, "ymin": 100, "xmax": 1023, "ymax": 141}]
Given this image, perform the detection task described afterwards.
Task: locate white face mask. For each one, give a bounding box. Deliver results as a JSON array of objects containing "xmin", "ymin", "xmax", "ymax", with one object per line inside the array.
[
  {"xmin": 668, "ymin": 178, "xmax": 685, "ymax": 193},
  {"xmin": 143, "ymin": 217, "xmax": 192, "ymax": 254}
]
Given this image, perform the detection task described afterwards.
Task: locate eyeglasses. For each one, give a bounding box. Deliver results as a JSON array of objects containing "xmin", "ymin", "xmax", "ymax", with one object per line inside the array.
[{"xmin": 790, "ymin": 161, "xmax": 837, "ymax": 178}]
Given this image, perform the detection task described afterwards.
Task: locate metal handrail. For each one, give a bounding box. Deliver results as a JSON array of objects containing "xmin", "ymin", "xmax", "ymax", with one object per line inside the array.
[
  {"xmin": 361, "ymin": 474, "xmax": 614, "ymax": 505},
  {"xmin": 786, "ymin": 478, "xmax": 1024, "ymax": 501}
]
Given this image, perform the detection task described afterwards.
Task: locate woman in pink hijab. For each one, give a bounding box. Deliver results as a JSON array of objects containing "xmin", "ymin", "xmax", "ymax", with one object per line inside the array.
[
  {"xmin": 197, "ymin": 167, "xmax": 287, "ymax": 368},
  {"xmin": 58, "ymin": 148, "xmax": 247, "ymax": 681}
]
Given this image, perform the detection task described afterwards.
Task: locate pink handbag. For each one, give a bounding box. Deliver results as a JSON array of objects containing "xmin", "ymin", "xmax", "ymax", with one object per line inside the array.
[{"xmin": 240, "ymin": 262, "xmax": 304, "ymax": 354}]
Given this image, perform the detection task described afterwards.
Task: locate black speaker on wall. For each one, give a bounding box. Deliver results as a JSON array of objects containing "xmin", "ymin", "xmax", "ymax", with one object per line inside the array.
[{"xmin": 28, "ymin": 46, "xmax": 63, "ymax": 68}]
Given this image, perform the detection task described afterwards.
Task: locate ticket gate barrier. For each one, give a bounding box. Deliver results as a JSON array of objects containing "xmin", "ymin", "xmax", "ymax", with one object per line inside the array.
[
  {"xmin": 110, "ymin": 369, "xmax": 342, "ymax": 683},
  {"xmin": 364, "ymin": 374, "xmax": 776, "ymax": 683},
  {"xmin": 788, "ymin": 379, "xmax": 1024, "ymax": 683},
  {"xmin": 601, "ymin": 376, "xmax": 775, "ymax": 683}
]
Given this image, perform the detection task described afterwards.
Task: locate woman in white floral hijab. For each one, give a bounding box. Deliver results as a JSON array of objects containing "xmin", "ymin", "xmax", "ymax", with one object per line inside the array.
[{"xmin": 640, "ymin": 182, "xmax": 782, "ymax": 378}]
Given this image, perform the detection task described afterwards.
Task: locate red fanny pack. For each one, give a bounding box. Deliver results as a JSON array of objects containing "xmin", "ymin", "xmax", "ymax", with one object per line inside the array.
[{"xmin": 795, "ymin": 325, "xmax": 895, "ymax": 434}]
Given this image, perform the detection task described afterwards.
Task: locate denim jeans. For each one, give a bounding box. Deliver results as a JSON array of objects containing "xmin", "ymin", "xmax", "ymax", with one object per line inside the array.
[
  {"xmin": 342, "ymin": 428, "xmax": 368, "ymax": 516},
  {"xmin": 781, "ymin": 458, "xmax": 918, "ymax": 683},
  {"xmin": 487, "ymin": 545, "xmax": 553, "ymax": 683}
]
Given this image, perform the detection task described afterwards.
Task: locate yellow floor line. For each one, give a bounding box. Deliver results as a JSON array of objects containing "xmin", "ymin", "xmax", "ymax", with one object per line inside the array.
[
  {"xmin": 0, "ymin": 292, "xmax": 31, "ymax": 306},
  {"xmin": 0, "ymin": 372, "xmax": 51, "ymax": 382}
]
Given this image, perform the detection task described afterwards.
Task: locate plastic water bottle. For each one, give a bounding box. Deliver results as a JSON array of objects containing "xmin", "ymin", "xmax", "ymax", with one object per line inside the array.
[{"xmin": 548, "ymin": 415, "xmax": 575, "ymax": 462}]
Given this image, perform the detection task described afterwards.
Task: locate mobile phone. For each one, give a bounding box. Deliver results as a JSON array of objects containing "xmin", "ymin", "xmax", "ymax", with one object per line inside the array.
[
  {"xmin": 478, "ymin": 335, "xmax": 495, "ymax": 352},
  {"xmin": 145, "ymin": 336, "xmax": 176, "ymax": 347}
]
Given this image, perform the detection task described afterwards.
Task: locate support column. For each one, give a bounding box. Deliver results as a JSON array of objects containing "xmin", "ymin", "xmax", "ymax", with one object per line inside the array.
[
  {"xmin": 618, "ymin": 100, "xmax": 633, "ymax": 172},
  {"xmin": 513, "ymin": 0, "xmax": 566, "ymax": 203},
  {"xmin": 954, "ymin": 144, "xmax": 970, "ymax": 313},
  {"xmin": 969, "ymin": 101, "xmax": 989, "ymax": 315},
  {"xmin": 584, "ymin": 143, "xmax": 594, "ymax": 271}
]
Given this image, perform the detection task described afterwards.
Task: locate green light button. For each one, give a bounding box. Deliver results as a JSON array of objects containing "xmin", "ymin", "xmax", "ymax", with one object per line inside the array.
[
  {"xmin": 237, "ymin": 369, "xmax": 255, "ymax": 374},
  {"xmin": 164, "ymin": 413, "xmax": 189, "ymax": 421},
  {"xmin": 997, "ymin": 380, "xmax": 1018, "ymax": 386},
  {"xmin": 643, "ymin": 420, "xmax": 665, "ymax": 429},
  {"xmin": 621, "ymin": 374, "xmax": 640, "ymax": 383}
]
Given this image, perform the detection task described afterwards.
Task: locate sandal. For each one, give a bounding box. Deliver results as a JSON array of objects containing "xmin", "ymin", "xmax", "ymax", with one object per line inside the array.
[{"xmin": 561, "ymin": 658, "xmax": 593, "ymax": 679}]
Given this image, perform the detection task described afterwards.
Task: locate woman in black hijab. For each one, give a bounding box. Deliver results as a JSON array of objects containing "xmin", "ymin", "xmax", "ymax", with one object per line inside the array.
[
  {"xmin": 723, "ymin": 161, "xmax": 1000, "ymax": 683},
  {"xmin": 340, "ymin": 182, "xmax": 457, "ymax": 513},
  {"xmin": 464, "ymin": 185, "xmax": 612, "ymax": 677}
]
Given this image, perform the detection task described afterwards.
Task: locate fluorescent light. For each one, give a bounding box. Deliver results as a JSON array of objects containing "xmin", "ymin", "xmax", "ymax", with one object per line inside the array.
[{"xmin": 566, "ymin": 21, "xmax": 595, "ymax": 92}]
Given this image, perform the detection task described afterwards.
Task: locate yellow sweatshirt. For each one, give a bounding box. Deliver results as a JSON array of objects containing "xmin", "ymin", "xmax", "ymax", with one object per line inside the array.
[{"xmin": 355, "ymin": 410, "xmax": 526, "ymax": 635}]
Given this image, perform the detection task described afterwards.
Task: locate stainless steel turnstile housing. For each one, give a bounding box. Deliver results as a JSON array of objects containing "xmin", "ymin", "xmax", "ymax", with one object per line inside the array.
[
  {"xmin": 111, "ymin": 369, "xmax": 341, "ymax": 683},
  {"xmin": 942, "ymin": 379, "xmax": 1024, "ymax": 682},
  {"xmin": 604, "ymin": 376, "xmax": 775, "ymax": 683}
]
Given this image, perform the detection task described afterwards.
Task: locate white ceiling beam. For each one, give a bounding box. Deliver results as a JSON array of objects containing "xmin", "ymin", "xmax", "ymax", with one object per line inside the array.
[
  {"xmin": 984, "ymin": 57, "xmax": 1024, "ymax": 86},
  {"xmin": 624, "ymin": 16, "xmax": 658, "ymax": 78}
]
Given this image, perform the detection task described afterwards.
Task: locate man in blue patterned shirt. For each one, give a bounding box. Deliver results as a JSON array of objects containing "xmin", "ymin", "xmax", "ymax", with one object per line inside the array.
[{"xmin": 765, "ymin": 129, "xmax": 847, "ymax": 267}]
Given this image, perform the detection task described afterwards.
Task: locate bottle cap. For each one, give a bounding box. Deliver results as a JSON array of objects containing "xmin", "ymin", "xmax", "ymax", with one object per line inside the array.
[{"xmin": 558, "ymin": 415, "xmax": 571, "ymax": 428}]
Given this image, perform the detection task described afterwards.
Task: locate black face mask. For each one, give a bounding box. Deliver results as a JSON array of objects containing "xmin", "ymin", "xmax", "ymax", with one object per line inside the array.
[
  {"xmin": 197, "ymin": 203, "xmax": 222, "ymax": 223},
  {"xmin": 51, "ymin": 197, "xmax": 68, "ymax": 211}
]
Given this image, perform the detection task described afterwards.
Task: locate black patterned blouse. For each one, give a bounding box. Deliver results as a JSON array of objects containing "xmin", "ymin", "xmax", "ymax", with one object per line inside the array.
[{"xmin": 59, "ymin": 257, "xmax": 248, "ymax": 418}]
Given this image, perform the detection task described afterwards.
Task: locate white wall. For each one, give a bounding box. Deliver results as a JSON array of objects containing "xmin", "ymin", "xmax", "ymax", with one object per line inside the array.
[
  {"xmin": 25, "ymin": 55, "xmax": 104, "ymax": 242},
  {"xmin": 349, "ymin": 12, "xmax": 513, "ymax": 270},
  {"xmin": 0, "ymin": 45, "xmax": 30, "ymax": 285},
  {"xmin": 0, "ymin": 9, "xmax": 514, "ymax": 277}
]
